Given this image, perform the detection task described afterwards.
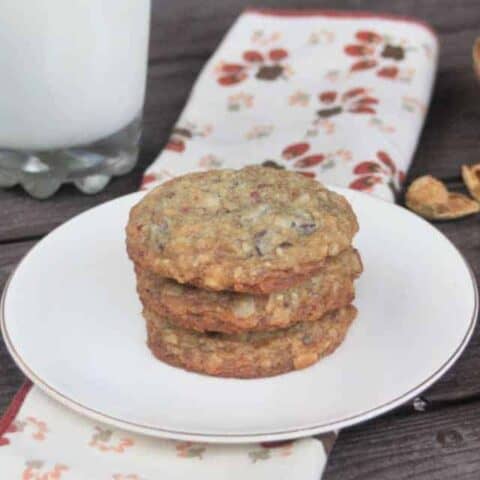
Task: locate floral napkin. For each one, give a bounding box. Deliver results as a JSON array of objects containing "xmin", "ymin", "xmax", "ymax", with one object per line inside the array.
[
  {"xmin": 1, "ymin": 9, "xmax": 437, "ymax": 480},
  {"xmin": 142, "ymin": 8, "xmax": 437, "ymax": 202}
]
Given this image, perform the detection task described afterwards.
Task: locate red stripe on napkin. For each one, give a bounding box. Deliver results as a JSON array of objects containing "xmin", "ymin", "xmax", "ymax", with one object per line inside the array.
[{"xmin": 0, "ymin": 381, "xmax": 32, "ymax": 439}]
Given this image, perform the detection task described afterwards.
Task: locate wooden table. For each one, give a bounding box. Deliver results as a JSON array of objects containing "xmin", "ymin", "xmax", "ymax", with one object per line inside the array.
[{"xmin": 1, "ymin": 0, "xmax": 480, "ymax": 477}]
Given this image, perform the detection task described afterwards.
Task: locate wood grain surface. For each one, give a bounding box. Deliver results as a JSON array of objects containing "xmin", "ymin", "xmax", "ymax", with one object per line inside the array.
[{"xmin": 1, "ymin": 0, "xmax": 480, "ymax": 478}]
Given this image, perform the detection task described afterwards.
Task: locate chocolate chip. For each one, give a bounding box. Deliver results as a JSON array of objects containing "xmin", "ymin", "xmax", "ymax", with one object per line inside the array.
[
  {"xmin": 157, "ymin": 219, "xmax": 169, "ymax": 231},
  {"xmin": 381, "ymin": 44, "xmax": 405, "ymax": 61},
  {"xmin": 250, "ymin": 190, "xmax": 261, "ymax": 202},
  {"xmin": 262, "ymin": 160, "xmax": 285, "ymax": 170},
  {"xmin": 205, "ymin": 331, "xmax": 221, "ymax": 339},
  {"xmin": 172, "ymin": 127, "xmax": 192, "ymax": 138},
  {"xmin": 256, "ymin": 65, "xmax": 284, "ymax": 80},
  {"xmin": 254, "ymin": 230, "xmax": 268, "ymax": 256},
  {"xmin": 296, "ymin": 223, "xmax": 317, "ymax": 235},
  {"xmin": 150, "ymin": 220, "xmax": 169, "ymax": 250},
  {"xmin": 302, "ymin": 334, "xmax": 314, "ymax": 345},
  {"xmin": 317, "ymin": 106, "xmax": 342, "ymax": 118}
]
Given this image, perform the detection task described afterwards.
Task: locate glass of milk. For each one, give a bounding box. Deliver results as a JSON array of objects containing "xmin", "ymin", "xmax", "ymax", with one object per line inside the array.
[{"xmin": 0, "ymin": 0, "xmax": 151, "ymax": 198}]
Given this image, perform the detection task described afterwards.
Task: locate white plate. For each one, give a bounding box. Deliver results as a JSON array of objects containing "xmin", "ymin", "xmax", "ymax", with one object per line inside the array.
[{"xmin": 1, "ymin": 190, "xmax": 477, "ymax": 443}]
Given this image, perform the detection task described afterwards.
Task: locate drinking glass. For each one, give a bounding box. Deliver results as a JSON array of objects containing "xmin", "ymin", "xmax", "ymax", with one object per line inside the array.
[{"xmin": 0, "ymin": 0, "xmax": 151, "ymax": 198}]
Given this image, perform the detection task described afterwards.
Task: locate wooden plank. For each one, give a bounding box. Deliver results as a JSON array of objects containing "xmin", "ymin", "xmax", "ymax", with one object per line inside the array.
[
  {"xmin": 0, "ymin": 241, "xmax": 36, "ymax": 411},
  {"xmin": 0, "ymin": 240, "xmax": 36, "ymax": 292},
  {"xmin": 325, "ymin": 400, "xmax": 480, "ymax": 479}
]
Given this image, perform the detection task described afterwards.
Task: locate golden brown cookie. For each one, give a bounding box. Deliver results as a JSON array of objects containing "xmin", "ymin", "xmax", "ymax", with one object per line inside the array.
[
  {"xmin": 137, "ymin": 248, "xmax": 362, "ymax": 334},
  {"xmin": 144, "ymin": 305, "xmax": 357, "ymax": 378},
  {"xmin": 126, "ymin": 167, "xmax": 358, "ymax": 294}
]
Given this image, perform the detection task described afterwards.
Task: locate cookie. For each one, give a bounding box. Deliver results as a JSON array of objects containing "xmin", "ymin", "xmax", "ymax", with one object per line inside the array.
[
  {"xmin": 127, "ymin": 167, "xmax": 358, "ymax": 294},
  {"xmin": 137, "ymin": 248, "xmax": 362, "ymax": 334},
  {"xmin": 144, "ymin": 305, "xmax": 357, "ymax": 378}
]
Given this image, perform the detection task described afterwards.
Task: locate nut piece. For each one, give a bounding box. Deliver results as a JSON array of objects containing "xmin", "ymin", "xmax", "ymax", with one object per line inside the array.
[
  {"xmin": 406, "ymin": 175, "xmax": 480, "ymax": 220},
  {"xmin": 293, "ymin": 352, "xmax": 319, "ymax": 369},
  {"xmin": 231, "ymin": 296, "xmax": 256, "ymax": 318},
  {"xmin": 461, "ymin": 164, "xmax": 480, "ymax": 202}
]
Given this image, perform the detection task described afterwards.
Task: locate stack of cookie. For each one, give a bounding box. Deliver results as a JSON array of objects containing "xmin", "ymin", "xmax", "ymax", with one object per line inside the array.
[{"xmin": 126, "ymin": 166, "xmax": 361, "ymax": 378}]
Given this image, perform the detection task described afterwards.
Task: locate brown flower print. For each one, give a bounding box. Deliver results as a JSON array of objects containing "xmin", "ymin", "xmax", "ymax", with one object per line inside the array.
[
  {"xmin": 402, "ymin": 96, "xmax": 427, "ymax": 115},
  {"xmin": 289, "ymin": 90, "xmax": 310, "ymax": 107},
  {"xmin": 176, "ymin": 441, "xmax": 206, "ymax": 459},
  {"xmin": 89, "ymin": 426, "xmax": 134, "ymax": 453},
  {"xmin": 22, "ymin": 461, "xmax": 68, "ymax": 480},
  {"xmin": 0, "ymin": 417, "xmax": 47, "ymax": 447},
  {"xmin": 345, "ymin": 30, "xmax": 413, "ymax": 80},
  {"xmin": 165, "ymin": 122, "xmax": 212, "ymax": 153},
  {"xmin": 282, "ymin": 142, "xmax": 324, "ymax": 176},
  {"xmin": 249, "ymin": 440, "xmax": 295, "ymax": 463},
  {"xmin": 198, "ymin": 154, "xmax": 223, "ymax": 169},
  {"xmin": 316, "ymin": 87, "xmax": 379, "ymax": 120},
  {"xmin": 140, "ymin": 173, "xmax": 157, "ymax": 189},
  {"xmin": 227, "ymin": 92, "xmax": 254, "ymax": 111},
  {"xmin": 350, "ymin": 151, "xmax": 405, "ymax": 198},
  {"xmin": 248, "ymin": 448, "xmax": 271, "ymax": 463},
  {"xmin": 165, "ymin": 127, "xmax": 191, "ymax": 153},
  {"xmin": 245, "ymin": 124, "xmax": 274, "ymax": 140},
  {"xmin": 263, "ymin": 144, "xmax": 351, "ymax": 178},
  {"xmin": 217, "ymin": 48, "xmax": 290, "ymax": 86}
]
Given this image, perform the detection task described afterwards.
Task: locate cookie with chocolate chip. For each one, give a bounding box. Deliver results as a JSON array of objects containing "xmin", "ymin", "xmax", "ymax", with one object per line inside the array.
[
  {"xmin": 137, "ymin": 248, "xmax": 362, "ymax": 333},
  {"xmin": 127, "ymin": 167, "xmax": 358, "ymax": 293},
  {"xmin": 144, "ymin": 305, "xmax": 357, "ymax": 378}
]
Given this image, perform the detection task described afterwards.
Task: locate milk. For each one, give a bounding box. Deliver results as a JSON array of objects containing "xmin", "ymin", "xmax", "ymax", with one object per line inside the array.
[{"xmin": 0, "ymin": 0, "xmax": 150, "ymax": 150}]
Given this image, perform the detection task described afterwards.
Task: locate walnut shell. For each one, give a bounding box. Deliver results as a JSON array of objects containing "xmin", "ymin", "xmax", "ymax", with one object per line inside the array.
[
  {"xmin": 406, "ymin": 175, "xmax": 479, "ymax": 220},
  {"xmin": 461, "ymin": 164, "xmax": 480, "ymax": 202}
]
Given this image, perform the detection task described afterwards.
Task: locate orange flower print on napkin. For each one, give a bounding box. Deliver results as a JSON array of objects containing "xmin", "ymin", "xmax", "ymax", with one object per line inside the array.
[
  {"xmin": 165, "ymin": 122, "xmax": 213, "ymax": 153},
  {"xmin": 227, "ymin": 92, "xmax": 254, "ymax": 111},
  {"xmin": 317, "ymin": 87, "xmax": 378, "ymax": 117},
  {"xmin": 345, "ymin": 30, "xmax": 416, "ymax": 81},
  {"xmin": 198, "ymin": 154, "xmax": 223, "ymax": 169},
  {"xmin": 18, "ymin": 417, "xmax": 48, "ymax": 441},
  {"xmin": 248, "ymin": 440, "xmax": 294, "ymax": 462},
  {"xmin": 0, "ymin": 417, "xmax": 47, "ymax": 447},
  {"xmin": 312, "ymin": 87, "xmax": 378, "ymax": 135},
  {"xmin": 175, "ymin": 441, "xmax": 206, "ymax": 459},
  {"xmin": 22, "ymin": 461, "xmax": 68, "ymax": 480},
  {"xmin": 89, "ymin": 426, "xmax": 134, "ymax": 453},
  {"xmin": 140, "ymin": 169, "xmax": 176, "ymax": 190},
  {"xmin": 350, "ymin": 151, "xmax": 405, "ymax": 198},
  {"xmin": 281, "ymin": 142, "xmax": 324, "ymax": 177},
  {"xmin": 216, "ymin": 47, "xmax": 291, "ymax": 85},
  {"xmin": 402, "ymin": 96, "xmax": 427, "ymax": 115},
  {"xmin": 289, "ymin": 90, "xmax": 310, "ymax": 107},
  {"xmin": 0, "ymin": 422, "xmax": 18, "ymax": 447},
  {"xmin": 263, "ymin": 143, "xmax": 351, "ymax": 178}
]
